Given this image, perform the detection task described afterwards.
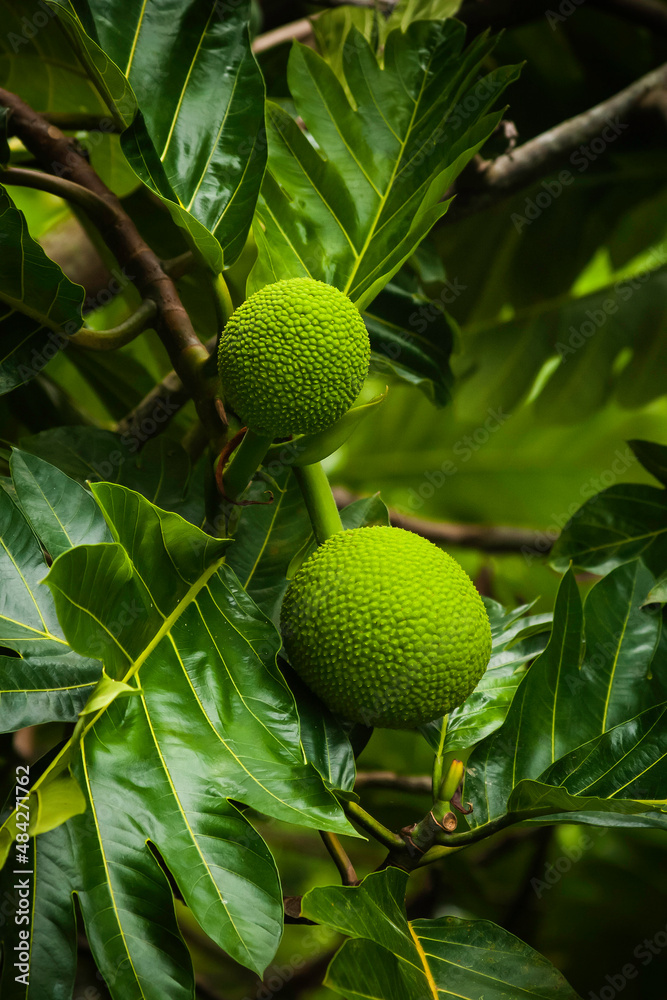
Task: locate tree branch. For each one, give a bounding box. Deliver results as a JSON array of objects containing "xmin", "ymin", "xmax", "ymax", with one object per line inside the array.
[
  {"xmin": 70, "ymin": 300, "xmax": 158, "ymax": 351},
  {"xmin": 355, "ymin": 771, "xmax": 432, "ymax": 793},
  {"xmin": 319, "ymin": 831, "xmax": 359, "ymax": 885},
  {"xmin": 0, "ymin": 88, "xmax": 221, "ymax": 442},
  {"xmin": 452, "ymin": 61, "xmax": 667, "ymax": 218},
  {"xmin": 332, "ymin": 488, "xmax": 552, "ymax": 554},
  {"xmin": 0, "ymin": 166, "xmax": 116, "ymax": 225}
]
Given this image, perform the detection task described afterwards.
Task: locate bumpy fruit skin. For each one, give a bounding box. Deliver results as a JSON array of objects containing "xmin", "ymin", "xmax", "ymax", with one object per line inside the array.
[
  {"xmin": 217, "ymin": 277, "xmax": 370, "ymax": 438},
  {"xmin": 280, "ymin": 526, "xmax": 491, "ymax": 729}
]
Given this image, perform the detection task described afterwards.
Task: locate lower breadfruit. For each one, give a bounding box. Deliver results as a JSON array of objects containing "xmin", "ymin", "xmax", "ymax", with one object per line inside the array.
[{"xmin": 280, "ymin": 525, "xmax": 492, "ymax": 729}]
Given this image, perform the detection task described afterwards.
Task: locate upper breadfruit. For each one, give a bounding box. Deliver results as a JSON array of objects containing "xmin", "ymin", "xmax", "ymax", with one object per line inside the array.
[
  {"xmin": 217, "ymin": 277, "xmax": 370, "ymax": 438},
  {"xmin": 280, "ymin": 525, "xmax": 492, "ymax": 729}
]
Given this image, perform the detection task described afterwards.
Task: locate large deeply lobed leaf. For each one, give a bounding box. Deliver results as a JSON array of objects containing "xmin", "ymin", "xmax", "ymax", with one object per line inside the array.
[
  {"xmin": 302, "ymin": 868, "xmax": 583, "ymax": 1000},
  {"xmin": 250, "ymin": 19, "xmax": 521, "ymax": 310},
  {"xmin": 0, "ymin": 476, "xmax": 357, "ymax": 996}
]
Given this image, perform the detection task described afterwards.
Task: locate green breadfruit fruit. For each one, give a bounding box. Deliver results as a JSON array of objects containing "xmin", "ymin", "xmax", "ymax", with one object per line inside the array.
[
  {"xmin": 217, "ymin": 277, "xmax": 370, "ymax": 438},
  {"xmin": 280, "ymin": 525, "xmax": 492, "ymax": 729}
]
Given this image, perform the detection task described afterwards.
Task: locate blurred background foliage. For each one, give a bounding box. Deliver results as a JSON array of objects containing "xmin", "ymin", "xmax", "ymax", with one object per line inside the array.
[{"xmin": 2, "ymin": 0, "xmax": 667, "ymax": 997}]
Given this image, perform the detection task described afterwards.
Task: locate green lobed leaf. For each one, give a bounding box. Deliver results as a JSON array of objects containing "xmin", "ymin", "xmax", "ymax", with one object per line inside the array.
[
  {"xmin": 22, "ymin": 426, "xmax": 207, "ymax": 526},
  {"xmin": 465, "ymin": 563, "xmax": 666, "ymax": 832},
  {"xmin": 10, "ymin": 448, "xmax": 110, "ymax": 560},
  {"xmin": 49, "ymin": 0, "xmax": 266, "ymax": 269},
  {"xmin": 551, "ymin": 483, "xmax": 667, "ymax": 576},
  {"xmin": 250, "ymin": 20, "xmax": 521, "ymax": 310},
  {"xmin": 628, "ymin": 438, "xmax": 667, "ymax": 487},
  {"xmin": 0, "ymin": 186, "xmax": 84, "ymax": 395},
  {"xmin": 2, "ymin": 481, "xmax": 358, "ymax": 995},
  {"xmin": 302, "ymin": 867, "xmax": 582, "ymax": 1000},
  {"xmin": 226, "ymin": 466, "xmax": 313, "ymax": 625},
  {"xmin": 0, "ymin": 464, "xmax": 102, "ymax": 732},
  {"xmin": 0, "ymin": 0, "xmax": 112, "ymax": 116},
  {"xmin": 364, "ymin": 282, "xmax": 455, "ymax": 406}
]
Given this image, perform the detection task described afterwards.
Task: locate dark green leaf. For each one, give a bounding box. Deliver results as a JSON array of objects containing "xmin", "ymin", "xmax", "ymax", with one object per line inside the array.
[
  {"xmin": 0, "ymin": 0, "xmax": 112, "ymax": 116},
  {"xmin": 628, "ymin": 438, "xmax": 667, "ymax": 486},
  {"xmin": 10, "ymin": 448, "xmax": 110, "ymax": 559},
  {"xmin": 551, "ymin": 484, "xmax": 667, "ymax": 575},
  {"xmin": 364, "ymin": 282, "xmax": 455, "ymax": 406},
  {"xmin": 51, "ymin": 0, "xmax": 266, "ymax": 268},
  {"xmin": 0, "ymin": 187, "xmax": 84, "ymax": 394},
  {"xmin": 302, "ymin": 868, "xmax": 582, "ymax": 1000},
  {"xmin": 465, "ymin": 563, "xmax": 666, "ymax": 832},
  {"xmin": 0, "ymin": 470, "xmax": 101, "ymax": 732},
  {"xmin": 22, "ymin": 426, "xmax": 207, "ymax": 526},
  {"xmin": 279, "ymin": 659, "xmax": 356, "ymax": 794},
  {"xmin": 251, "ymin": 21, "xmax": 520, "ymax": 309},
  {"xmin": 2, "ymin": 482, "xmax": 358, "ymax": 994},
  {"xmin": 226, "ymin": 467, "xmax": 312, "ymax": 624}
]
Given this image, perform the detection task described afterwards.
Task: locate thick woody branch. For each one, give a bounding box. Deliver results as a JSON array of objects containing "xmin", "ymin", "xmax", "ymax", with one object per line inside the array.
[
  {"xmin": 452, "ymin": 62, "xmax": 667, "ymax": 218},
  {"xmin": 0, "ymin": 88, "xmax": 220, "ymax": 441},
  {"xmin": 332, "ymin": 488, "xmax": 551, "ymax": 554}
]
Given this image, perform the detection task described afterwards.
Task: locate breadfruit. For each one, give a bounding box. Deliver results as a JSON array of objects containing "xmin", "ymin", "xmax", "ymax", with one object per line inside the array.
[
  {"xmin": 280, "ymin": 525, "xmax": 492, "ymax": 729},
  {"xmin": 217, "ymin": 277, "xmax": 370, "ymax": 438}
]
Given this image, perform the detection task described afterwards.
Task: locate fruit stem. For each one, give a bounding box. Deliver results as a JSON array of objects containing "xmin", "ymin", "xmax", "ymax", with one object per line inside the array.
[
  {"xmin": 211, "ymin": 271, "xmax": 235, "ymax": 327},
  {"xmin": 293, "ymin": 462, "xmax": 344, "ymax": 544},
  {"xmin": 221, "ymin": 428, "xmax": 274, "ymax": 501}
]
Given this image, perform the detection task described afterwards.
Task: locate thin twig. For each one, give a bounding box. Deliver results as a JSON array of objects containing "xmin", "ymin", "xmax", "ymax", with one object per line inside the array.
[
  {"xmin": 0, "ymin": 166, "xmax": 116, "ymax": 225},
  {"xmin": 252, "ymin": 18, "xmax": 314, "ymax": 53},
  {"xmin": 355, "ymin": 771, "xmax": 432, "ymax": 793},
  {"xmin": 332, "ymin": 488, "xmax": 551, "ymax": 554},
  {"xmin": 319, "ymin": 831, "xmax": 359, "ymax": 885},
  {"xmin": 70, "ymin": 300, "xmax": 158, "ymax": 351},
  {"xmin": 452, "ymin": 62, "xmax": 667, "ymax": 218},
  {"xmin": 0, "ymin": 89, "xmax": 220, "ymax": 441}
]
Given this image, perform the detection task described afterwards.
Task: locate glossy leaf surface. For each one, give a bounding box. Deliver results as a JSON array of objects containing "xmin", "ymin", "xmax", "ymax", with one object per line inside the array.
[
  {"xmin": 0, "ymin": 187, "xmax": 84, "ymax": 394},
  {"xmin": 364, "ymin": 282, "xmax": 455, "ymax": 406},
  {"xmin": 551, "ymin": 484, "xmax": 667, "ymax": 575},
  {"xmin": 2, "ymin": 481, "xmax": 356, "ymax": 996},
  {"xmin": 50, "ymin": 0, "xmax": 266, "ymax": 268},
  {"xmin": 302, "ymin": 868, "xmax": 582, "ymax": 1000},
  {"xmin": 0, "ymin": 455, "xmax": 102, "ymax": 732},
  {"xmin": 465, "ymin": 564, "xmax": 666, "ymax": 831},
  {"xmin": 250, "ymin": 20, "xmax": 520, "ymax": 309}
]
